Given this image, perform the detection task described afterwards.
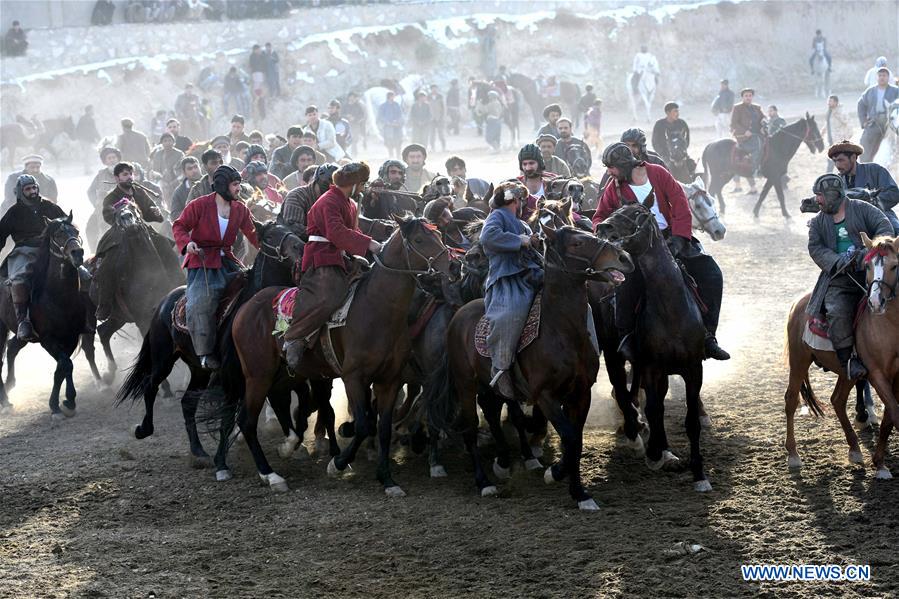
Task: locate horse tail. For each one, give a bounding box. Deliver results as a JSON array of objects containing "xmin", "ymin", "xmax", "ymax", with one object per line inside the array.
[
  {"xmin": 700, "ymin": 148, "xmax": 710, "ymax": 187},
  {"xmin": 115, "ymin": 332, "xmax": 153, "ymax": 406},
  {"xmin": 799, "ymin": 375, "xmax": 826, "ymax": 418},
  {"xmin": 195, "ymin": 321, "xmax": 243, "ymax": 446},
  {"xmin": 423, "ymin": 351, "xmax": 457, "ymax": 434}
]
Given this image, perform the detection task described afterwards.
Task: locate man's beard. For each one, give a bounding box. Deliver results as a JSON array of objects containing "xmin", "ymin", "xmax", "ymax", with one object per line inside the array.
[
  {"xmin": 120, "ymin": 181, "xmax": 134, "ymax": 190},
  {"xmin": 24, "ymin": 191, "xmax": 40, "ymax": 203},
  {"xmin": 523, "ymin": 169, "xmax": 540, "ymax": 179}
]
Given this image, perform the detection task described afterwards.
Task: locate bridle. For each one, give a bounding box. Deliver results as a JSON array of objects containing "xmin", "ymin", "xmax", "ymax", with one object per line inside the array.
[
  {"xmin": 371, "ymin": 222, "xmax": 449, "ymax": 276},
  {"xmin": 776, "ymin": 118, "xmax": 818, "ymax": 148},
  {"xmin": 602, "ymin": 205, "xmax": 657, "ymax": 254},
  {"xmin": 259, "ymin": 227, "xmax": 298, "ymax": 263},
  {"xmin": 866, "ymin": 251, "xmax": 899, "ymax": 310},
  {"xmin": 543, "ymin": 229, "xmax": 615, "ymax": 278},
  {"xmin": 686, "ymin": 188, "xmax": 719, "ymax": 230},
  {"xmin": 47, "ymin": 223, "xmax": 83, "ymax": 261}
]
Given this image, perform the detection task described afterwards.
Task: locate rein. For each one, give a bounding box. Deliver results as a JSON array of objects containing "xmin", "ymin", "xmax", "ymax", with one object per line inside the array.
[
  {"xmin": 687, "ymin": 190, "xmax": 720, "ymax": 229},
  {"xmin": 371, "ymin": 224, "xmax": 448, "ymax": 277},
  {"xmin": 259, "ymin": 229, "xmax": 296, "ymax": 262},
  {"xmin": 866, "ymin": 252, "xmax": 899, "ymax": 308}
]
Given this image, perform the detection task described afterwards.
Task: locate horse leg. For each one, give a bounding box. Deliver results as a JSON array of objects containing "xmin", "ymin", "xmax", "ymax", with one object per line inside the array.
[
  {"xmin": 98, "ymin": 317, "xmax": 126, "ymax": 384},
  {"xmin": 135, "ymin": 351, "xmax": 177, "ymax": 440},
  {"xmin": 329, "ymin": 376, "xmax": 372, "ymax": 473},
  {"xmin": 4, "ymin": 337, "xmax": 26, "ymax": 392},
  {"xmin": 48, "ymin": 351, "xmax": 67, "ymax": 420},
  {"xmin": 239, "ymin": 376, "xmax": 287, "ymax": 491},
  {"xmin": 181, "ymin": 368, "xmax": 211, "ymax": 467},
  {"xmin": 869, "ymin": 373, "xmax": 899, "ymax": 478},
  {"xmin": 374, "ymin": 380, "xmax": 406, "ymax": 496},
  {"xmin": 479, "ymin": 392, "xmax": 512, "ymax": 480},
  {"xmin": 459, "ymin": 376, "xmax": 495, "ymax": 496},
  {"xmin": 80, "ymin": 331, "xmax": 102, "ymax": 383},
  {"xmin": 644, "ymin": 370, "xmax": 679, "ymax": 471},
  {"xmin": 505, "ymin": 398, "xmax": 542, "ymax": 470},
  {"xmin": 61, "ymin": 357, "xmax": 77, "ymax": 416},
  {"xmin": 753, "ymin": 179, "xmax": 774, "ymax": 218},
  {"xmin": 854, "ymin": 381, "xmax": 878, "ymax": 427},
  {"xmin": 607, "ymin": 351, "xmax": 642, "ymax": 452},
  {"xmin": 270, "ymin": 386, "xmax": 302, "ymax": 460},
  {"xmin": 541, "ymin": 392, "xmax": 596, "ymax": 509},
  {"xmin": 774, "ymin": 180, "xmax": 790, "ymax": 219},
  {"xmin": 0, "ymin": 328, "xmax": 10, "ymax": 411},
  {"xmin": 830, "ymin": 376, "xmax": 863, "ymax": 465},
  {"xmin": 784, "ymin": 368, "xmax": 807, "ymax": 470},
  {"xmin": 526, "ymin": 405, "xmax": 549, "ymax": 458},
  {"xmin": 310, "ymin": 379, "xmax": 339, "ymax": 457},
  {"xmin": 684, "ymin": 365, "xmax": 709, "ymax": 491}
]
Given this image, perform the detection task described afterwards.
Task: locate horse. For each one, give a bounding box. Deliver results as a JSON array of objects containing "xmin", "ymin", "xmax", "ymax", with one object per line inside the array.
[
  {"xmin": 222, "ymin": 216, "xmax": 453, "ymax": 493},
  {"xmin": 579, "ymin": 176, "xmax": 604, "ymax": 212},
  {"xmin": 507, "ymin": 73, "xmax": 580, "ymax": 129},
  {"xmin": 873, "ymin": 100, "xmax": 899, "ymax": 170},
  {"xmin": 595, "ymin": 202, "xmax": 713, "ymax": 492},
  {"xmin": 681, "ymin": 177, "xmax": 727, "ymax": 241},
  {"xmin": 422, "ymin": 174, "xmax": 453, "ymax": 203},
  {"xmin": 701, "ymin": 114, "xmax": 824, "ymax": 217},
  {"xmin": 0, "ymin": 123, "xmax": 33, "ymax": 170},
  {"xmin": 627, "ymin": 70, "xmax": 657, "ymax": 123},
  {"xmin": 425, "ymin": 224, "xmax": 632, "ymax": 509},
  {"xmin": 668, "ymin": 136, "xmax": 698, "ymax": 184},
  {"xmin": 91, "ymin": 202, "xmax": 185, "ymax": 384},
  {"xmin": 811, "ymin": 46, "xmax": 831, "ymax": 99},
  {"xmin": 0, "ymin": 214, "xmax": 86, "ymax": 418},
  {"xmin": 115, "ymin": 221, "xmax": 303, "ymax": 470},
  {"xmin": 32, "ymin": 116, "xmax": 77, "ymax": 164},
  {"xmin": 360, "ymin": 187, "xmax": 422, "ymax": 219}
]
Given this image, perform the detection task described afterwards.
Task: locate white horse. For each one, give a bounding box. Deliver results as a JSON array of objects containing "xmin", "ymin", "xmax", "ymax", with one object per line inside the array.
[
  {"xmin": 681, "ymin": 176, "xmax": 726, "ymax": 241},
  {"xmin": 361, "ymin": 74, "xmax": 425, "ymax": 141},
  {"xmin": 873, "ymin": 100, "xmax": 899, "ymax": 171},
  {"xmin": 627, "ymin": 70, "xmax": 657, "ymax": 123},
  {"xmin": 811, "ymin": 45, "xmax": 830, "ymax": 99}
]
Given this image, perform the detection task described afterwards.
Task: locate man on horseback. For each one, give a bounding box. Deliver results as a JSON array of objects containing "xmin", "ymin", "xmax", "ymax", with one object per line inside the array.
[
  {"xmin": 245, "ymin": 161, "xmax": 284, "ymax": 206},
  {"xmin": 0, "ymin": 175, "xmax": 66, "ymax": 341},
  {"xmin": 172, "ymin": 165, "xmax": 260, "ymax": 370},
  {"xmin": 555, "ymin": 118, "xmax": 592, "ymax": 176},
  {"xmin": 730, "ymin": 88, "xmax": 766, "ymax": 177},
  {"xmin": 516, "ymin": 143, "xmax": 558, "ymax": 220},
  {"xmin": 806, "ymin": 174, "xmax": 893, "ymax": 379},
  {"xmin": 2, "ymin": 154, "xmax": 57, "ymax": 212},
  {"xmin": 857, "ymin": 67, "xmax": 899, "ymax": 162},
  {"xmin": 375, "ymin": 159, "xmax": 408, "ymax": 191},
  {"xmin": 424, "ymin": 197, "xmax": 470, "ymax": 251},
  {"xmin": 621, "ymin": 128, "xmax": 667, "ymax": 168},
  {"xmin": 592, "ymin": 143, "xmax": 730, "ymax": 361},
  {"xmin": 279, "ymin": 163, "xmax": 339, "ymax": 239},
  {"xmin": 651, "ymin": 102, "xmax": 690, "ymax": 166},
  {"xmin": 766, "ymin": 105, "xmax": 786, "ymax": 137},
  {"xmin": 402, "ymin": 144, "xmax": 433, "ymax": 194},
  {"xmin": 536, "ymin": 134, "xmax": 571, "ymax": 178},
  {"xmin": 631, "ymin": 45, "xmax": 659, "ymax": 94},
  {"xmin": 808, "ymin": 29, "xmax": 831, "ymax": 75},
  {"xmin": 281, "ymin": 162, "xmax": 382, "ymax": 371},
  {"xmin": 480, "ymin": 181, "xmax": 542, "ymax": 398},
  {"xmin": 829, "ymin": 140, "xmax": 899, "ymax": 233},
  {"xmin": 187, "ymin": 149, "xmax": 224, "ymax": 204}
]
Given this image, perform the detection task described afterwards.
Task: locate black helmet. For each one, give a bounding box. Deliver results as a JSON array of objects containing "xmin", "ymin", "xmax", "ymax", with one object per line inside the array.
[
  {"xmin": 812, "ymin": 173, "xmax": 846, "ymax": 214},
  {"xmin": 16, "ymin": 174, "xmax": 39, "ymax": 202},
  {"xmin": 602, "ymin": 143, "xmax": 640, "ymax": 180},
  {"xmin": 518, "ymin": 143, "xmax": 545, "ymax": 172},
  {"xmin": 212, "ymin": 165, "xmax": 242, "ymax": 202},
  {"xmin": 378, "ymin": 159, "xmax": 407, "ymax": 184},
  {"xmin": 245, "ymin": 143, "xmax": 267, "ymax": 162},
  {"xmin": 312, "ymin": 162, "xmax": 339, "ymax": 193},
  {"xmin": 620, "ymin": 128, "xmax": 647, "ymax": 154}
]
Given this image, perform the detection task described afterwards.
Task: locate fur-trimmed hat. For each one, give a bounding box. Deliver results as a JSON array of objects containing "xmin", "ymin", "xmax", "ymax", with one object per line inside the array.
[
  {"xmin": 211, "ymin": 135, "xmax": 231, "ymax": 149},
  {"xmin": 543, "ymin": 103, "xmax": 562, "ymax": 119},
  {"xmin": 827, "ymin": 139, "xmax": 864, "ymax": 159},
  {"xmin": 332, "ymin": 161, "xmax": 370, "ymax": 187},
  {"xmin": 489, "ymin": 180, "xmax": 528, "ymax": 210},
  {"xmin": 99, "ymin": 146, "xmax": 122, "ymax": 161},
  {"xmin": 246, "ymin": 144, "xmax": 267, "ymax": 162},
  {"xmin": 402, "ymin": 143, "xmax": 427, "ymax": 162}
]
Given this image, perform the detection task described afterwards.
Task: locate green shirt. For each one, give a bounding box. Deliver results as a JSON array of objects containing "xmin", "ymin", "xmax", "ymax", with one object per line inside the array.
[{"xmin": 835, "ymin": 220, "xmax": 852, "ymax": 254}]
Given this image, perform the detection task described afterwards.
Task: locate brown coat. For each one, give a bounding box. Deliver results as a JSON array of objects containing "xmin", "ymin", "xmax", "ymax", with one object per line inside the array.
[{"xmin": 730, "ymin": 102, "xmax": 765, "ymax": 139}]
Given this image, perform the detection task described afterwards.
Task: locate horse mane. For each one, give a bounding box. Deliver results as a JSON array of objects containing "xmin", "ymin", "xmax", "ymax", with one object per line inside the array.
[{"xmin": 464, "ymin": 219, "xmax": 485, "ymax": 240}]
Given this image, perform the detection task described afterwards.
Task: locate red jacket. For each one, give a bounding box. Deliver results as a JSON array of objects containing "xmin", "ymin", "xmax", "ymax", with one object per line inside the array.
[
  {"xmin": 172, "ymin": 193, "xmax": 259, "ymax": 269},
  {"xmin": 592, "ymin": 163, "xmax": 692, "ymax": 239},
  {"xmin": 516, "ymin": 172, "xmax": 558, "ymax": 221},
  {"xmin": 301, "ymin": 185, "xmax": 372, "ymax": 272}
]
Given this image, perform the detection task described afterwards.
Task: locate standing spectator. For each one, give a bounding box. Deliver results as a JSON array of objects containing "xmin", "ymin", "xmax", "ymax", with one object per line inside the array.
[
  {"xmin": 711, "ymin": 79, "xmax": 735, "ymax": 140},
  {"xmin": 823, "ymin": 95, "xmax": 854, "ymax": 172},
  {"xmin": 408, "ymin": 91, "xmax": 431, "ymax": 146},
  {"xmin": 281, "ymin": 146, "xmax": 318, "ymax": 191},
  {"xmin": 857, "ymin": 66, "xmax": 899, "ymax": 162},
  {"xmin": 3, "ymin": 21, "xmax": 28, "ymax": 57},
  {"xmin": 91, "ymin": 0, "xmax": 116, "ymax": 25},
  {"xmin": 211, "ymin": 135, "xmax": 244, "ymax": 171},
  {"xmin": 446, "ymin": 79, "xmax": 461, "ymax": 135},
  {"xmin": 150, "ymin": 132, "xmax": 185, "ymax": 208},
  {"xmin": 864, "ymin": 57, "xmax": 888, "ymax": 89},
  {"xmin": 327, "ymin": 100, "xmax": 352, "ymax": 151},
  {"xmin": 248, "ymin": 44, "xmax": 267, "ymax": 108},
  {"xmin": 377, "ymin": 91, "xmax": 404, "ymax": 158},
  {"xmin": 75, "ymin": 105, "xmax": 101, "ymax": 175},
  {"xmin": 226, "ymin": 114, "xmax": 250, "ymax": 153},
  {"xmin": 305, "ymin": 105, "xmax": 345, "ymax": 162},
  {"xmin": 476, "ymin": 90, "xmax": 504, "ymax": 152},
  {"xmin": 150, "ymin": 109, "xmax": 168, "ymax": 139},
  {"xmin": 3, "ymin": 155, "xmax": 58, "ymax": 212},
  {"xmin": 117, "ymin": 118, "xmax": 151, "ymax": 168},
  {"xmin": 222, "ymin": 67, "xmax": 249, "ymax": 117},
  {"xmin": 166, "ymin": 118, "xmax": 193, "ymax": 152},
  {"xmin": 576, "ymin": 84, "xmax": 597, "ymax": 129},
  {"xmin": 428, "ymin": 84, "xmax": 447, "ymax": 152},
  {"xmin": 584, "ymin": 98, "xmax": 603, "ymax": 155},
  {"xmin": 174, "ymin": 83, "xmax": 202, "ymax": 139},
  {"xmin": 169, "ymin": 156, "xmax": 202, "ymax": 220},
  {"xmin": 264, "ymin": 42, "xmax": 280, "ymax": 98},
  {"xmin": 343, "ymin": 91, "xmax": 367, "ymax": 155}
]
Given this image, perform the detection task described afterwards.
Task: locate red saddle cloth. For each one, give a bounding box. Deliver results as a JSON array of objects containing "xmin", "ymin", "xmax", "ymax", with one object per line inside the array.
[
  {"xmin": 806, "ymin": 298, "xmax": 868, "ymax": 340},
  {"xmin": 474, "ymin": 295, "xmax": 542, "ymax": 358},
  {"xmin": 172, "ymin": 271, "xmax": 247, "ymax": 334},
  {"xmin": 730, "ymin": 139, "xmax": 768, "ymax": 178}
]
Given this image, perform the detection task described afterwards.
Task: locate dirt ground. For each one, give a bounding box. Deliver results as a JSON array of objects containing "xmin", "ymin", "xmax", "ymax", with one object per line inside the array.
[{"xmin": 1, "ymin": 95, "xmax": 898, "ymax": 599}]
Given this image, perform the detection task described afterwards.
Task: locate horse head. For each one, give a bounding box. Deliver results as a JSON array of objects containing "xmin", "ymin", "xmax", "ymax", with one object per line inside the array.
[
  {"xmin": 888, "ymin": 101, "xmax": 899, "ymax": 134},
  {"xmin": 542, "ymin": 225, "xmax": 632, "ymax": 284},
  {"xmin": 359, "ymin": 215, "xmax": 398, "ymax": 242},
  {"xmin": 531, "ymin": 198, "xmax": 574, "ymax": 233},
  {"xmin": 114, "ymin": 200, "xmax": 142, "ymax": 231},
  {"xmin": 256, "ymin": 220, "xmax": 303, "ymax": 265},
  {"xmin": 683, "ymin": 177, "xmax": 726, "ymax": 241},
  {"xmin": 430, "ymin": 174, "xmax": 452, "ymax": 198},
  {"xmin": 44, "ymin": 211, "xmax": 84, "ymax": 268},
  {"xmin": 803, "ymin": 113, "xmax": 825, "ymax": 153},
  {"xmin": 595, "ymin": 202, "xmax": 658, "ymax": 257},
  {"xmin": 860, "ymin": 232, "xmax": 899, "ymax": 315},
  {"xmin": 384, "ymin": 215, "xmax": 453, "ymax": 277}
]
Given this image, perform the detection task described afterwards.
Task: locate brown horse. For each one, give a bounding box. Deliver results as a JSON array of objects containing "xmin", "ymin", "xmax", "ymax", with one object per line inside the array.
[
  {"xmin": 462, "ymin": 181, "xmax": 493, "ymax": 214},
  {"xmin": 426, "ymin": 225, "xmax": 633, "ymax": 509},
  {"xmin": 223, "ymin": 216, "xmax": 452, "ymax": 493},
  {"xmin": 783, "ymin": 234, "xmax": 899, "ymax": 476}
]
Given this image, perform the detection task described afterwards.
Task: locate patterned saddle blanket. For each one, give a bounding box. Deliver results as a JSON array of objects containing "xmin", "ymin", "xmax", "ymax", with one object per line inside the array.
[{"xmin": 474, "ymin": 295, "xmax": 542, "ymax": 358}]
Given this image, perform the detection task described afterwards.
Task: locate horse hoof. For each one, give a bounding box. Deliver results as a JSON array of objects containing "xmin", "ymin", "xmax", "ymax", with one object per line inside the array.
[
  {"xmin": 337, "ymin": 421, "xmax": 355, "ymax": 438},
  {"xmin": 480, "ymin": 485, "xmax": 498, "ymax": 497},
  {"xmin": 327, "ymin": 457, "xmax": 350, "ymax": 476},
  {"xmin": 134, "ymin": 424, "xmax": 152, "ymax": 440},
  {"xmin": 624, "ymin": 434, "xmax": 645, "ymax": 456},
  {"xmin": 430, "ymin": 465, "xmax": 448, "ymax": 478},
  {"xmin": 0, "ymin": 403, "xmax": 12, "ymax": 415},
  {"xmin": 277, "ymin": 432, "xmax": 300, "ymax": 459},
  {"xmin": 51, "ymin": 412, "xmax": 65, "ymax": 424},
  {"xmin": 191, "ymin": 455, "xmax": 212, "ymax": 469},
  {"xmin": 848, "ymin": 450, "xmax": 864, "ymax": 465},
  {"xmin": 578, "ymin": 498, "xmax": 600, "ymax": 511},
  {"xmin": 530, "ymin": 445, "xmax": 543, "ymax": 459},
  {"xmin": 787, "ymin": 455, "xmax": 803, "ymax": 470},
  {"xmin": 699, "ymin": 415, "xmax": 712, "ymax": 428},
  {"xmin": 260, "ymin": 472, "xmax": 288, "ymax": 492},
  {"xmin": 544, "ymin": 466, "xmax": 559, "ymax": 485},
  {"xmin": 60, "ymin": 403, "xmax": 76, "ymax": 418},
  {"xmin": 384, "ymin": 485, "xmax": 406, "ymax": 498},
  {"xmin": 493, "ymin": 459, "xmax": 511, "ymax": 480},
  {"xmin": 646, "ymin": 450, "xmax": 680, "ymax": 471},
  {"xmin": 694, "ymin": 479, "xmax": 713, "ymax": 493},
  {"xmin": 875, "ymin": 468, "xmax": 892, "ymax": 480},
  {"xmin": 314, "ymin": 438, "xmax": 330, "ymax": 457},
  {"xmin": 524, "ymin": 458, "xmax": 543, "ymax": 471},
  {"xmin": 215, "ymin": 469, "xmax": 233, "ymax": 482}
]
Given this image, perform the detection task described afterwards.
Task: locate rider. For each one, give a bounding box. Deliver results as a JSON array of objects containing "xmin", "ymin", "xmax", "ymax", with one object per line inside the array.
[
  {"xmin": 828, "ymin": 140, "xmax": 899, "ymax": 234},
  {"xmin": 375, "ymin": 159, "xmax": 408, "ymax": 191},
  {"xmin": 857, "ymin": 66, "xmax": 899, "ymax": 162},
  {"xmin": 279, "ymin": 162, "xmax": 339, "ymax": 240},
  {"xmin": 172, "ymin": 165, "xmax": 260, "ymax": 371},
  {"xmin": 402, "ymin": 144, "xmax": 433, "ymax": 193},
  {"xmin": 245, "ymin": 161, "xmax": 284, "ymax": 205},
  {"xmin": 95, "ymin": 162, "xmax": 175, "ymax": 321},
  {"xmin": 444, "ymin": 155, "xmax": 491, "ymax": 198},
  {"xmin": 631, "ymin": 45, "xmax": 659, "ymax": 94},
  {"xmin": 808, "ymin": 29, "xmax": 832, "ymax": 74},
  {"xmin": 187, "ymin": 149, "xmax": 224, "ymax": 204},
  {"xmin": 269, "ymin": 126, "xmax": 304, "ymax": 180},
  {"xmin": 806, "ymin": 174, "xmax": 892, "ymax": 379},
  {"xmin": 169, "ymin": 155, "xmax": 202, "ymax": 221},
  {"xmin": 516, "ymin": 143, "xmax": 558, "ymax": 221},
  {"xmin": 651, "ymin": 101, "xmax": 691, "ymax": 166},
  {"xmin": 592, "ymin": 143, "xmax": 730, "ymax": 361},
  {"xmin": 480, "ymin": 181, "xmax": 542, "ymax": 398},
  {"xmin": 281, "ymin": 162, "xmax": 382, "ymax": 372},
  {"xmin": 730, "ymin": 87, "xmax": 766, "ymax": 176},
  {"xmin": 536, "ymin": 134, "xmax": 572, "ymax": 178},
  {"xmin": 621, "ymin": 128, "xmax": 667, "ymax": 168},
  {"xmin": 538, "ymin": 104, "xmax": 562, "ymax": 138},
  {"xmin": 555, "ymin": 118, "xmax": 592, "ymax": 176},
  {"xmin": 0, "ymin": 175, "xmax": 66, "ymax": 341}
]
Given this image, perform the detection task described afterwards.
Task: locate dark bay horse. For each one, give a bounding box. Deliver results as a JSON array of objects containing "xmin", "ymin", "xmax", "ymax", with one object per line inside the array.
[
  {"xmin": 360, "ymin": 187, "xmax": 422, "ymax": 219},
  {"xmin": 0, "ymin": 214, "xmax": 86, "ymax": 418},
  {"xmin": 426, "ymin": 226, "xmax": 633, "ymax": 509},
  {"xmin": 701, "ymin": 114, "xmax": 824, "ymax": 217},
  {"xmin": 595, "ymin": 203, "xmax": 712, "ymax": 492},
  {"xmin": 224, "ymin": 216, "xmax": 452, "ymax": 493},
  {"xmin": 115, "ymin": 221, "xmax": 303, "ymax": 469},
  {"xmin": 507, "ymin": 73, "xmax": 580, "ymax": 129}
]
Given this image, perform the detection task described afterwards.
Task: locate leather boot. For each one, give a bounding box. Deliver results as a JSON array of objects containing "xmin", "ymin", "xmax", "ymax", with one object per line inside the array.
[
  {"xmin": 617, "ymin": 332, "xmax": 637, "ymax": 363},
  {"xmin": 10, "ymin": 283, "xmax": 38, "ymax": 342},
  {"xmin": 704, "ymin": 334, "xmax": 730, "ymax": 360},
  {"xmin": 836, "ymin": 347, "xmax": 867, "ymax": 380},
  {"xmin": 284, "ymin": 339, "xmax": 306, "ymax": 372},
  {"xmin": 199, "ymin": 354, "xmax": 221, "ymax": 371},
  {"xmin": 489, "ymin": 368, "xmax": 515, "ymax": 399}
]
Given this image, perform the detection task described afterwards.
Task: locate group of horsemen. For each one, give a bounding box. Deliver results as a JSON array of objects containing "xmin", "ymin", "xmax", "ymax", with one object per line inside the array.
[{"xmin": 2, "ymin": 108, "xmax": 898, "ymax": 395}]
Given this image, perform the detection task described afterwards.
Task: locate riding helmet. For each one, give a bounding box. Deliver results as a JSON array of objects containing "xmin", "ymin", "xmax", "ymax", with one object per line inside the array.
[
  {"xmin": 15, "ymin": 174, "xmax": 39, "ymax": 202},
  {"xmin": 620, "ymin": 128, "xmax": 647, "ymax": 152},
  {"xmin": 378, "ymin": 159, "xmax": 407, "ymax": 183},
  {"xmin": 312, "ymin": 163, "xmax": 340, "ymax": 192},
  {"xmin": 812, "ymin": 173, "xmax": 846, "ymax": 214},
  {"xmin": 212, "ymin": 165, "xmax": 242, "ymax": 202},
  {"xmin": 518, "ymin": 143, "xmax": 545, "ymax": 172}
]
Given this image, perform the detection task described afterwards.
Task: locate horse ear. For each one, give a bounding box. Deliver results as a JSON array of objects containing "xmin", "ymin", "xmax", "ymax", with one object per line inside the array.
[
  {"xmin": 542, "ymin": 226, "xmax": 557, "ymax": 242},
  {"xmin": 860, "ymin": 231, "xmax": 874, "ymax": 250},
  {"xmin": 693, "ymin": 175, "xmax": 706, "ymax": 191},
  {"xmin": 536, "ymin": 196, "xmax": 546, "ymax": 209},
  {"xmin": 486, "ymin": 182, "xmax": 494, "ymax": 198},
  {"xmin": 464, "ymin": 184, "xmax": 474, "ymax": 202},
  {"xmin": 66, "ymin": 210, "xmax": 73, "ymax": 224},
  {"xmin": 391, "ymin": 213, "xmax": 405, "ymax": 226},
  {"xmin": 892, "ymin": 237, "xmax": 899, "ymax": 253},
  {"xmin": 805, "ymin": 111, "xmax": 811, "ymax": 119}
]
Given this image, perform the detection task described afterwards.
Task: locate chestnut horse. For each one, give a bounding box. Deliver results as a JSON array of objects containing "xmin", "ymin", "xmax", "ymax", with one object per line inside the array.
[
  {"xmin": 426, "ymin": 225, "xmax": 633, "ymax": 510},
  {"xmin": 223, "ymin": 216, "xmax": 452, "ymax": 493}
]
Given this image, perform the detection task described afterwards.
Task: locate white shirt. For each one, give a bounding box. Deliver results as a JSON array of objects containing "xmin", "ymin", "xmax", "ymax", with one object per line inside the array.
[
  {"xmin": 218, "ymin": 214, "xmax": 229, "ymax": 255},
  {"xmin": 628, "ymin": 181, "xmax": 668, "ymax": 230}
]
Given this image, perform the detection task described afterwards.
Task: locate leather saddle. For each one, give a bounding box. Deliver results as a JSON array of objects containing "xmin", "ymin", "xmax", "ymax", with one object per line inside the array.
[{"xmin": 172, "ymin": 270, "xmax": 247, "ymax": 334}]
